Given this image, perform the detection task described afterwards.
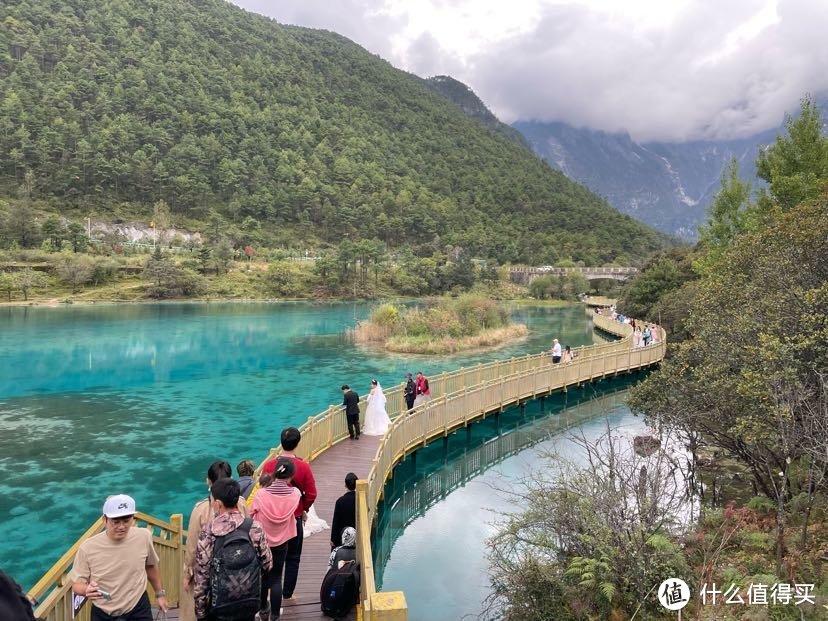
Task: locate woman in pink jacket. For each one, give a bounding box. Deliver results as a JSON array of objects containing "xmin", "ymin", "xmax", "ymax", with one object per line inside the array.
[{"xmin": 250, "ymin": 457, "xmax": 301, "ymax": 621}]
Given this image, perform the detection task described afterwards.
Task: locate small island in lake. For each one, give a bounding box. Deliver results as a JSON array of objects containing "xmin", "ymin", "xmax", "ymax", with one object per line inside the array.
[{"xmin": 353, "ymin": 295, "xmax": 528, "ymax": 354}]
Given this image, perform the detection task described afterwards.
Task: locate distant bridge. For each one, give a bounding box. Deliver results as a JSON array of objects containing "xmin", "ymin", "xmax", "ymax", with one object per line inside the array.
[{"xmin": 510, "ymin": 266, "xmax": 638, "ymax": 284}]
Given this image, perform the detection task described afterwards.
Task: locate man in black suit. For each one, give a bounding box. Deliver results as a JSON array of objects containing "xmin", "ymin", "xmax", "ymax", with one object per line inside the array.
[
  {"xmin": 341, "ymin": 384, "xmax": 360, "ymax": 439},
  {"xmin": 330, "ymin": 472, "xmax": 357, "ymax": 549},
  {"xmin": 403, "ymin": 373, "xmax": 416, "ymax": 411}
]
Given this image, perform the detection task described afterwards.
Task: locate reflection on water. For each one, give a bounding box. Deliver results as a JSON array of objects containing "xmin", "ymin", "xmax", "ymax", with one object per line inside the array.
[
  {"xmin": 0, "ymin": 301, "xmax": 594, "ymax": 588},
  {"xmin": 374, "ymin": 376, "xmax": 649, "ymax": 621}
]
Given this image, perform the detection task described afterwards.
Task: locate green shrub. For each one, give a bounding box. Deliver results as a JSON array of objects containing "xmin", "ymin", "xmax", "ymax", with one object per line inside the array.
[
  {"xmin": 371, "ymin": 303, "xmax": 399, "ymax": 327},
  {"xmin": 266, "ymin": 260, "xmax": 312, "ymax": 297},
  {"xmin": 91, "ymin": 258, "xmax": 120, "ymax": 285}
]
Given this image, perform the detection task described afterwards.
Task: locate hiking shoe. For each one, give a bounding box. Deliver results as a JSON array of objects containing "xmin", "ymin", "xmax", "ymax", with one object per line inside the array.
[{"xmin": 258, "ymin": 606, "xmax": 271, "ymax": 621}]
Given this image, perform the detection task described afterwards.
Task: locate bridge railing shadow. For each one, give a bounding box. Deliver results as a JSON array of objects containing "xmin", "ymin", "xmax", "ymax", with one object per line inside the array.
[
  {"xmin": 371, "ymin": 386, "xmax": 632, "ymax": 585},
  {"xmin": 31, "ymin": 313, "xmax": 662, "ymax": 621}
]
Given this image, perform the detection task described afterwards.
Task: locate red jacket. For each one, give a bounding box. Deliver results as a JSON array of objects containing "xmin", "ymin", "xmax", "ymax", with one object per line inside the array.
[{"xmin": 263, "ymin": 454, "xmax": 317, "ymax": 518}]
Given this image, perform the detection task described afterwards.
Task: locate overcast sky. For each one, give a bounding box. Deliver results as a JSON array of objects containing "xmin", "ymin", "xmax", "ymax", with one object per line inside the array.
[{"xmin": 231, "ymin": 0, "xmax": 828, "ymax": 142}]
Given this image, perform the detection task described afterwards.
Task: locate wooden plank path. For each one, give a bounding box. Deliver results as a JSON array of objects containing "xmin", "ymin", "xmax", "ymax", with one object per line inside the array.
[
  {"xmin": 281, "ymin": 434, "xmax": 381, "ymax": 620},
  {"xmin": 43, "ymin": 315, "xmax": 659, "ymax": 621},
  {"xmin": 153, "ymin": 436, "xmax": 380, "ymax": 621}
]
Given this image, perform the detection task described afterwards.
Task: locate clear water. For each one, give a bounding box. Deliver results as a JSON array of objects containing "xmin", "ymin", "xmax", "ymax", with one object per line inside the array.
[
  {"xmin": 374, "ymin": 380, "xmax": 646, "ymax": 621},
  {"xmin": 0, "ymin": 301, "xmax": 595, "ymax": 588}
]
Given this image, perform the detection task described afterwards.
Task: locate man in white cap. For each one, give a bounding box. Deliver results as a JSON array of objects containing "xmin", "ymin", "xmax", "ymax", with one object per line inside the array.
[{"xmin": 70, "ymin": 494, "xmax": 168, "ymax": 620}]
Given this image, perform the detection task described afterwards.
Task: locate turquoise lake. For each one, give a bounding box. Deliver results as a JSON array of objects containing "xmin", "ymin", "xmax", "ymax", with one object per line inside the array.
[
  {"xmin": 374, "ymin": 380, "xmax": 643, "ymax": 621},
  {"xmin": 0, "ymin": 301, "xmax": 598, "ymax": 588}
]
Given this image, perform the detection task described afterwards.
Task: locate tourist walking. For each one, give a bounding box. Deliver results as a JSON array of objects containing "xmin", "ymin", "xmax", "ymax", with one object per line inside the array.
[
  {"xmin": 193, "ymin": 478, "xmax": 272, "ymax": 621},
  {"xmin": 262, "ymin": 427, "xmax": 318, "ymax": 603},
  {"xmin": 413, "ymin": 371, "xmax": 431, "ymax": 407},
  {"xmin": 182, "ymin": 461, "xmax": 248, "ymax": 621},
  {"xmin": 70, "ymin": 494, "xmax": 168, "ymax": 621},
  {"xmin": 363, "ymin": 380, "xmax": 391, "ymax": 435},
  {"xmin": 642, "ymin": 325, "xmax": 652, "ymax": 346},
  {"xmin": 403, "ymin": 373, "xmax": 416, "ymax": 411},
  {"xmin": 341, "ymin": 385, "xmax": 361, "ymax": 439},
  {"xmin": 562, "ymin": 345, "xmax": 574, "ymax": 363},
  {"xmin": 237, "ymin": 459, "xmax": 256, "ymax": 500},
  {"xmin": 650, "ymin": 325, "xmax": 659, "ymax": 344},
  {"xmin": 633, "ymin": 326, "xmax": 642, "ymax": 348},
  {"xmin": 331, "ymin": 472, "xmax": 357, "ymax": 549},
  {"xmin": 328, "ymin": 527, "xmax": 357, "ymax": 569},
  {"xmin": 250, "ymin": 458, "xmax": 302, "ymax": 621},
  {"xmin": 550, "ymin": 338, "xmax": 562, "ymax": 363}
]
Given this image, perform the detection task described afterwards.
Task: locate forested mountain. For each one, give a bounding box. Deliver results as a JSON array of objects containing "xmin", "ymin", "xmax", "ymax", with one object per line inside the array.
[
  {"xmin": 0, "ymin": 0, "xmax": 674, "ymax": 265},
  {"xmin": 423, "ymin": 75, "xmax": 532, "ymax": 151}
]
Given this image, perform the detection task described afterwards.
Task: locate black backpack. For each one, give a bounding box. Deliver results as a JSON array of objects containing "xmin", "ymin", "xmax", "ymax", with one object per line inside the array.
[
  {"xmin": 209, "ymin": 518, "xmax": 262, "ymax": 620},
  {"xmin": 320, "ymin": 560, "xmax": 360, "ymax": 618}
]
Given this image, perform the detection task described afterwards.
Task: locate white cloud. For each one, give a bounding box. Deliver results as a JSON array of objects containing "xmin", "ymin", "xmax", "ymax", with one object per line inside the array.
[{"xmin": 231, "ymin": 0, "xmax": 828, "ymax": 141}]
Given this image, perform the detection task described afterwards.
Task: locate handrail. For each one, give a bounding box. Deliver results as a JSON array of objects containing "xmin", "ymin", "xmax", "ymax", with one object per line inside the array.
[
  {"xmin": 30, "ymin": 512, "xmax": 184, "ymax": 621},
  {"xmin": 355, "ymin": 315, "xmax": 664, "ymax": 618},
  {"xmin": 31, "ymin": 311, "xmax": 662, "ymax": 621},
  {"xmin": 251, "ymin": 317, "xmax": 637, "ymax": 470},
  {"xmin": 371, "ymin": 389, "xmax": 630, "ymax": 579}
]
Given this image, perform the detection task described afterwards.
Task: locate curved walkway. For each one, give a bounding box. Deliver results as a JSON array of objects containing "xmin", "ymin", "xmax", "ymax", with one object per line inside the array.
[{"xmin": 32, "ymin": 312, "xmax": 664, "ymax": 621}]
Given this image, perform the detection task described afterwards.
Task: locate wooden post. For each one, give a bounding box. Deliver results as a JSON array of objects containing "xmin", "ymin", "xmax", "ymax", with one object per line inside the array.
[
  {"xmin": 370, "ymin": 592, "xmax": 408, "ymax": 620},
  {"xmin": 304, "ymin": 416, "xmax": 315, "ymax": 460},
  {"xmin": 327, "ymin": 405, "xmax": 336, "ymax": 447},
  {"xmin": 169, "ymin": 513, "xmax": 184, "ymax": 607}
]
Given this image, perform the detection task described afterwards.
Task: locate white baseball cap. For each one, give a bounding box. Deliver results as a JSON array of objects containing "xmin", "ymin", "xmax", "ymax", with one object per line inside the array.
[{"xmin": 103, "ymin": 494, "xmax": 136, "ymax": 518}]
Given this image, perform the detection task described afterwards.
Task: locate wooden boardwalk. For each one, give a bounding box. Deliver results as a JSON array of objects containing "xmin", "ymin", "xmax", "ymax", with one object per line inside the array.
[
  {"xmin": 154, "ymin": 436, "xmax": 380, "ymax": 620},
  {"xmin": 281, "ymin": 434, "xmax": 381, "ymax": 620},
  {"xmin": 42, "ymin": 315, "xmax": 659, "ymax": 621}
]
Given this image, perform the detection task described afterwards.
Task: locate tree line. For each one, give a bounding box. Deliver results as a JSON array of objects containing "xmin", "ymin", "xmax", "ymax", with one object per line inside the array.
[
  {"xmin": 0, "ymin": 0, "xmax": 673, "ymax": 266},
  {"xmin": 485, "ymin": 97, "xmax": 828, "ymax": 620}
]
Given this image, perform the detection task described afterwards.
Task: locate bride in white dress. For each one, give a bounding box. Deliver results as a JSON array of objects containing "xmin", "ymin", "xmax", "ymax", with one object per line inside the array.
[
  {"xmin": 303, "ymin": 504, "xmax": 329, "ymax": 537},
  {"xmin": 362, "ymin": 379, "xmax": 391, "ymax": 435}
]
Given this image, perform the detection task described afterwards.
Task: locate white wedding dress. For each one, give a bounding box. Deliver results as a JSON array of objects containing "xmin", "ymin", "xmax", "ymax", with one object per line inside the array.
[
  {"xmin": 363, "ymin": 384, "xmax": 391, "ymax": 436},
  {"xmin": 303, "ymin": 505, "xmax": 329, "ymax": 538}
]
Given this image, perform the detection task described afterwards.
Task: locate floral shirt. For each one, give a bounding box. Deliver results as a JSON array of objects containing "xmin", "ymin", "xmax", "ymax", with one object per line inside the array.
[{"xmin": 193, "ymin": 511, "xmax": 272, "ymax": 620}]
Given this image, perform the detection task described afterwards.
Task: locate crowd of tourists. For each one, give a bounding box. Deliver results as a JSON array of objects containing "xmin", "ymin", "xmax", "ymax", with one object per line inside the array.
[
  {"xmin": 6, "ymin": 371, "xmax": 443, "ymax": 621},
  {"xmin": 595, "ymin": 304, "xmax": 659, "ymax": 348},
  {"xmin": 57, "ymin": 425, "xmax": 362, "ymax": 621},
  {"xmin": 10, "ymin": 314, "xmax": 660, "ymax": 620}
]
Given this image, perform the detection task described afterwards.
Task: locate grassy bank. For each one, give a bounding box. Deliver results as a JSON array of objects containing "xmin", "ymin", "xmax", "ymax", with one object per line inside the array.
[
  {"xmin": 385, "ymin": 324, "xmax": 528, "ymax": 354},
  {"xmin": 352, "ymin": 295, "xmax": 528, "ymax": 354}
]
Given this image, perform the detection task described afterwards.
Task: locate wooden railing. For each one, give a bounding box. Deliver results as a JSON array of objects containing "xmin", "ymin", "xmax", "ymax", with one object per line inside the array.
[
  {"xmin": 354, "ymin": 315, "xmax": 663, "ymax": 619},
  {"xmin": 371, "ymin": 389, "xmax": 630, "ymax": 578},
  {"xmin": 253, "ymin": 316, "xmax": 639, "ymax": 467},
  {"xmin": 31, "ymin": 312, "xmax": 662, "ymax": 621},
  {"xmin": 29, "ymin": 512, "xmax": 183, "ymax": 621}
]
